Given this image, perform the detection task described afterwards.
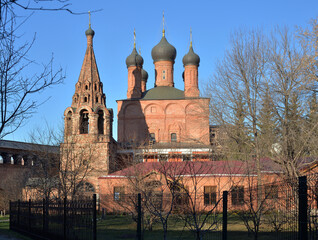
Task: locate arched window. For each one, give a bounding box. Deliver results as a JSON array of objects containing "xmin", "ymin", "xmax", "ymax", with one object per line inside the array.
[
  {"xmin": 95, "ymin": 84, "xmax": 97, "ymax": 91},
  {"xmin": 96, "ymin": 97, "xmax": 98, "ymax": 103},
  {"xmin": 85, "ymin": 85, "xmax": 88, "ymax": 90},
  {"xmin": 98, "ymin": 110, "xmax": 104, "ymax": 134},
  {"xmin": 84, "ymin": 97, "xmax": 88, "ymax": 102},
  {"xmin": 80, "ymin": 110, "xmax": 89, "ymax": 134},
  {"xmin": 77, "ymin": 182, "xmax": 95, "ymax": 193},
  {"xmin": 171, "ymin": 133, "xmax": 177, "ymax": 142},
  {"xmin": 150, "ymin": 133, "xmax": 156, "ymax": 143},
  {"xmin": 66, "ymin": 111, "xmax": 73, "ymax": 136}
]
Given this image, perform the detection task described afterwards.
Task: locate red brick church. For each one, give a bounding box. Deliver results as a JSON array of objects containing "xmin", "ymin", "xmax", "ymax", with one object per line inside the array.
[{"xmin": 60, "ymin": 20, "xmax": 222, "ymax": 197}]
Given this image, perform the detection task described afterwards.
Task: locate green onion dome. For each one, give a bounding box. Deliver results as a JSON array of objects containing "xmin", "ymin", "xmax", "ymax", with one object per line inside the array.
[
  {"xmin": 85, "ymin": 26, "xmax": 95, "ymax": 36},
  {"xmin": 141, "ymin": 69, "xmax": 148, "ymax": 82},
  {"xmin": 151, "ymin": 35, "xmax": 176, "ymax": 63},
  {"xmin": 182, "ymin": 46, "xmax": 200, "ymax": 66},
  {"xmin": 126, "ymin": 47, "xmax": 144, "ymax": 68}
]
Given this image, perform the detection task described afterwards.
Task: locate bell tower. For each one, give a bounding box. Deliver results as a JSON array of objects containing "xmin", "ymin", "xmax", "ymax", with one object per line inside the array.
[{"xmin": 61, "ymin": 14, "xmax": 114, "ymax": 195}]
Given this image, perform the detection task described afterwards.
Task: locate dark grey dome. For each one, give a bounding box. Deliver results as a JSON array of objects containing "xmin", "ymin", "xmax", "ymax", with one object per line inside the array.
[
  {"xmin": 151, "ymin": 36, "xmax": 176, "ymax": 63},
  {"xmin": 126, "ymin": 47, "xmax": 144, "ymax": 68},
  {"xmin": 182, "ymin": 46, "xmax": 200, "ymax": 66},
  {"xmin": 85, "ymin": 26, "xmax": 95, "ymax": 36},
  {"xmin": 141, "ymin": 69, "xmax": 148, "ymax": 82}
]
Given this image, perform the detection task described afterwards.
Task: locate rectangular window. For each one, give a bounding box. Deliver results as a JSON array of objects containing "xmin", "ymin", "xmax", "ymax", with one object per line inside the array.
[
  {"xmin": 174, "ymin": 186, "xmax": 189, "ymax": 208},
  {"xmin": 171, "ymin": 133, "xmax": 177, "ymax": 142},
  {"xmin": 204, "ymin": 186, "xmax": 217, "ymax": 205},
  {"xmin": 265, "ymin": 185, "xmax": 278, "ymax": 199},
  {"xmin": 114, "ymin": 186, "xmax": 125, "ymax": 201},
  {"xmin": 151, "ymin": 191, "xmax": 163, "ymax": 210},
  {"xmin": 183, "ymin": 155, "xmax": 192, "ymax": 161},
  {"xmin": 159, "ymin": 155, "xmax": 168, "ymax": 162},
  {"xmin": 231, "ymin": 186, "xmax": 244, "ymax": 206}
]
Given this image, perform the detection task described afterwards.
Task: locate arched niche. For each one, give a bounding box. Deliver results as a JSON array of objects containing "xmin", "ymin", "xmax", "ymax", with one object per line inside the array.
[
  {"xmin": 77, "ymin": 181, "xmax": 95, "ymax": 195},
  {"xmin": 124, "ymin": 103, "xmax": 143, "ymax": 118},
  {"xmin": 66, "ymin": 111, "xmax": 73, "ymax": 136},
  {"xmin": 80, "ymin": 109, "xmax": 89, "ymax": 134},
  {"xmin": 98, "ymin": 110, "xmax": 104, "ymax": 134},
  {"xmin": 144, "ymin": 103, "xmax": 164, "ymax": 115},
  {"xmin": 185, "ymin": 103, "xmax": 204, "ymax": 115},
  {"xmin": 165, "ymin": 103, "xmax": 184, "ymax": 115}
]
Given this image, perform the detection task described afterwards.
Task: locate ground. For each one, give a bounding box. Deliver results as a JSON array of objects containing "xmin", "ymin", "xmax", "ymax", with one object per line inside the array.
[
  {"xmin": 0, "ymin": 216, "xmax": 31, "ymax": 240},
  {"xmin": 1, "ymin": 214, "xmax": 300, "ymax": 240}
]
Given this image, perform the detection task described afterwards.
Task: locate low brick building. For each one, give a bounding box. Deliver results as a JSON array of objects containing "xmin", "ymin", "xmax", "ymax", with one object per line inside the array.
[{"xmin": 99, "ymin": 160, "xmax": 281, "ymax": 213}]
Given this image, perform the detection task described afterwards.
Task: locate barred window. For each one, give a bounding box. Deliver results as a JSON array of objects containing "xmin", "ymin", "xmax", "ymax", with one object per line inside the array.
[
  {"xmin": 204, "ymin": 186, "xmax": 217, "ymax": 205},
  {"xmin": 231, "ymin": 186, "xmax": 244, "ymax": 206},
  {"xmin": 114, "ymin": 186, "xmax": 125, "ymax": 201},
  {"xmin": 265, "ymin": 185, "xmax": 278, "ymax": 199},
  {"xmin": 159, "ymin": 155, "xmax": 168, "ymax": 162}
]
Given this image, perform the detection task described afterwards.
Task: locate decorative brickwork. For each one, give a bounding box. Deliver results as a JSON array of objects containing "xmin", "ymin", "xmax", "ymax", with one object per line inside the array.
[
  {"xmin": 118, "ymin": 30, "xmax": 209, "ymax": 146},
  {"xmin": 61, "ymin": 25, "xmax": 115, "ymax": 195}
]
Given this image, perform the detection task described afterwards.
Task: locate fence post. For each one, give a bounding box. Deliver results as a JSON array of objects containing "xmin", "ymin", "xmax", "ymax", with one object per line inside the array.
[
  {"xmin": 42, "ymin": 198, "xmax": 46, "ymax": 234},
  {"xmin": 63, "ymin": 197, "xmax": 67, "ymax": 240},
  {"xmin": 17, "ymin": 199, "xmax": 20, "ymax": 228},
  {"xmin": 9, "ymin": 200, "xmax": 11, "ymax": 230},
  {"xmin": 222, "ymin": 191, "xmax": 228, "ymax": 240},
  {"xmin": 28, "ymin": 199, "xmax": 31, "ymax": 232},
  {"xmin": 93, "ymin": 194, "xmax": 97, "ymax": 240},
  {"xmin": 137, "ymin": 193, "xmax": 142, "ymax": 240},
  {"xmin": 298, "ymin": 176, "xmax": 308, "ymax": 240}
]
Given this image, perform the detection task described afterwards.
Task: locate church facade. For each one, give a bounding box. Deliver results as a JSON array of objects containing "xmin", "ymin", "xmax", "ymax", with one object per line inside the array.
[{"xmin": 61, "ymin": 22, "xmax": 212, "ymax": 195}]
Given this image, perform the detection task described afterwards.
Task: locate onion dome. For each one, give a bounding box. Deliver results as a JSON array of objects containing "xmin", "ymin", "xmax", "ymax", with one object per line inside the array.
[
  {"xmin": 182, "ymin": 45, "xmax": 200, "ymax": 66},
  {"xmin": 126, "ymin": 47, "xmax": 144, "ymax": 68},
  {"xmin": 151, "ymin": 35, "xmax": 177, "ymax": 63},
  {"xmin": 141, "ymin": 69, "xmax": 148, "ymax": 82},
  {"xmin": 85, "ymin": 26, "xmax": 95, "ymax": 37}
]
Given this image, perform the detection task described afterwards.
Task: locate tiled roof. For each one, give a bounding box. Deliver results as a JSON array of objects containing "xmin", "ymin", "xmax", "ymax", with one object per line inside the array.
[{"xmin": 0, "ymin": 140, "xmax": 59, "ymax": 154}]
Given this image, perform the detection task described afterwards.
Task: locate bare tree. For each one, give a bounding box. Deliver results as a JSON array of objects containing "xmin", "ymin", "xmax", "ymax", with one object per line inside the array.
[
  {"xmin": 206, "ymin": 24, "xmax": 318, "ymax": 179},
  {"xmin": 176, "ymin": 160, "xmax": 226, "ymax": 240},
  {"xmin": 0, "ymin": 0, "xmax": 90, "ymax": 138},
  {"xmin": 23, "ymin": 123, "xmax": 62, "ymax": 200},
  {"xmin": 267, "ymin": 27, "xmax": 318, "ymax": 178}
]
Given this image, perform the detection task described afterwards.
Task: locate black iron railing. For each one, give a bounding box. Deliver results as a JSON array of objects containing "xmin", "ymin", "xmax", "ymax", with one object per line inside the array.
[{"xmin": 10, "ymin": 194, "xmax": 97, "ymax": 240}]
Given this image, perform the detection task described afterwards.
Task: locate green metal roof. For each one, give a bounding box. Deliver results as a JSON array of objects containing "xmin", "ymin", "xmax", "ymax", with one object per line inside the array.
[{"xmin": 142, "ymin": 86, "xmax": 184, "ymax": 100}]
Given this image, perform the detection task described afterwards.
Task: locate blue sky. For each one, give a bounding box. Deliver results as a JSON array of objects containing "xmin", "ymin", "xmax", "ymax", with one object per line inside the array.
[{"xmin": 4, "ymin": 0, "xmax": 318, "ymax": 142}]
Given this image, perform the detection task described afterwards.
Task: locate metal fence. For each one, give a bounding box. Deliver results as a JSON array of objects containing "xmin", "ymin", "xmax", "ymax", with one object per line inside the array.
[
  {"xmin": 10, "ymin": 195, "xmax": 97, "ymax": 240},
  {"xmin": 10, "ymin": 174, "xmax": 318, "ymax": 240},
  {"xmin": 100, "ymin": 191, "xmax": 224, "ymax": 240},
  {"xmin": 99, "ymin": 175, "xmax": 318, "ymax": 240}
]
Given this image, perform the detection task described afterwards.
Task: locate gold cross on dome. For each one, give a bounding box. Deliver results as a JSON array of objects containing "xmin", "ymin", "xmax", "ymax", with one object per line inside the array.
[
  {"xmin": 134, "ymin": 28, "xmax": 136, "ymax": 48},
  {"xmin": 162, "ymin": 11, "xmax": 165, "ymax": 36},
  {"xmin": 88, "ymin": 11, "xmax": 91, "ymax": 27}
]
